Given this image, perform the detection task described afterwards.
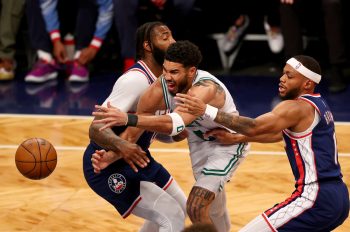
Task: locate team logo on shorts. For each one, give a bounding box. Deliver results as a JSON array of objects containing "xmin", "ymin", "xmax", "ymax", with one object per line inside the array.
[{"xmin": 108, "ymin": 173, "xmax": 126, "ymax": 194}]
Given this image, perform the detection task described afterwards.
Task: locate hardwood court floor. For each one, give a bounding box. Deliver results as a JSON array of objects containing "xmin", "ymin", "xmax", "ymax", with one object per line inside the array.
[{"xmin": 0, "ymin": 115, "xmax": 349, "ymax": 231}]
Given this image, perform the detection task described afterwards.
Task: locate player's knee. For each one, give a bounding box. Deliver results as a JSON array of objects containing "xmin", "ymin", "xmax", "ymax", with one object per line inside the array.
[{"xmin": 160, "ymin": 204, "xmax": 185, "ymax": 231}]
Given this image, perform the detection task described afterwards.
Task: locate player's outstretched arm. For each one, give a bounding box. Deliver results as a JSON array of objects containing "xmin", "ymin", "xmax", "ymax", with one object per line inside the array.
[
  {"xmin": 205, "ymin": 128, "xmax": 283, "ymax": 144},
  {"xmin": 176, "ymin": 93, "xmax": 303, "ymax": 137},
  {"xmin": 92, "ymin": 79, "xmax": 224, "ymax": 135}
]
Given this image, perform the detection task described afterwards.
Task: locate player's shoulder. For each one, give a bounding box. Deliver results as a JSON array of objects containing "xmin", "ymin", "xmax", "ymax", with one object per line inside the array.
[
  {"xmin": 275, "ymin": 99, "xmax": 313, "ymax": 116},
  {"xmin": 196, "ymin": 70, "xmax": 216, "ymax": 80},
  {"xmin": 118, "ymin": 68, "xmax": 151, "ymax": 84}
]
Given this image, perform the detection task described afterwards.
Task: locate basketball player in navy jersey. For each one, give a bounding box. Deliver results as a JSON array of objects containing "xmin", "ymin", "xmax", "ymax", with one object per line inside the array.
[
  {"xmin": 175, "ymin": 55, "xmax": 349, "ymax": 231},
  {"xmin": 83, "ymin": 22, "xmax": 188, "ymax": 231}
]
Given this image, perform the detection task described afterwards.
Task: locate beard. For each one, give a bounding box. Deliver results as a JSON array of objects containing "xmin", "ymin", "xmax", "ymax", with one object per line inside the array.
[
  {"xmin": 152, "ymin": 45, "xmax": 166, "ymax": 66},
  {"xmin": 279, "ymin": 87, "xmax": 300, "ymax": 100}
]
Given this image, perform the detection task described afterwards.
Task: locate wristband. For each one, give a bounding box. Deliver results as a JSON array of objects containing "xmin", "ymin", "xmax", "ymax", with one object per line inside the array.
[
  {"xmin": 126, "ymin": 114, "xmax": 138, "ymax": 127},
  {"xmin": 168, "ymin": 112, "xmax": 185, "ymax": 136},
  {"xmin": 50, "ymin": 30, "xmax": 61, "ymax": 42},
  {"xmin": 204, "ymin": 104, "xmax": 218, "ymax": 120}
]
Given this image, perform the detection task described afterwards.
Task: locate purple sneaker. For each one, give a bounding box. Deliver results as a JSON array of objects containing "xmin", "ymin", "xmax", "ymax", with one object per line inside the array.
[
  {"xmin": 25, "ymin": 60, "xmax": 58, "ymax": 83},
  {"xmin": 68, "ymin": 62, "xmax": 89, "ymax": 82}
]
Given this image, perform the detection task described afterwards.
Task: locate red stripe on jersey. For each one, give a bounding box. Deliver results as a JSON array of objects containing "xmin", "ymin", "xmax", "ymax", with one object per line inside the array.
[
  {"xmin": 283, "ymin": 130, "xmax": 312, "ymax": 139},
  {"xmin": 122, "ymin": 196, "xmax": 142, "ymax": 218},
  {"xmin": 291, "ymin": 139, "xmax": 306, "ymax": 186},
  {"xmin": 163, "ymin": 177, "xmax": 173, "ymax": 191},
  {"xmin": 262, "ymin": 213, "xmax": 278, "ymax": 232},
  {"xmin": 265, "ymin": 187, "xmax": 303, "ymax": 217},
  {"xmin": 139, "ymin": 60, "xmax": 156, "ymax": 82},
  {"xmin": 265, "ymin": 139, "xmax": 305, "ymax": 217}
]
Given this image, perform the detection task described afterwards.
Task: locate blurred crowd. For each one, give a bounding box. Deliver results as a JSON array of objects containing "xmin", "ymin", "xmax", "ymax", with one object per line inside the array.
[{"xmin": 0, "ymin": 0, "xmax": 350, "ymax": 93}]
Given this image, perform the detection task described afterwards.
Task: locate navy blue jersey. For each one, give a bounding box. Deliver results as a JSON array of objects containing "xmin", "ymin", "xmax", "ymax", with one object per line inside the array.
[
  {"xmin": 264, "ymin": 94, "xmax": 349, "ymax": 231},
  {"xmin": 83, "ymin": 61, "xmax": 172, "ymax": 218},
  {"xmin": 282, "ymin": 94, "xmax": 342, "ymax": 186}
]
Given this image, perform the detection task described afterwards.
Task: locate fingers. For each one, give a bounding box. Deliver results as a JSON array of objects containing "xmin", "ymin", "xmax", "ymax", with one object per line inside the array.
[
  {"xmin": 107, "ymin": 101, "xmax": 116, "ymax": 109},
  {"xmin": 94, "ymin": 104, "xmax": 108, "ymax": 112},
  {"xmin": 125, "ymin": 159, "xmax": 139, "ymax": 173}
]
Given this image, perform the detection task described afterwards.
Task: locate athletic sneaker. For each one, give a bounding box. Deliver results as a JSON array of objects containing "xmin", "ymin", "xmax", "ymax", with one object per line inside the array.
[
  {"xmin": 68, "ymin": 61, "xmax": 89, "ymax": 82},
  {"xmin": 0, "ymin": 59, "xmax": 15, "ymax": 81},
  {"xmin": 218, "ymin": 15, "xmax": 250, "ymax": 54},
  {"xmin": 264, "ymin": 18, "xmax": 284, "ymax": 54},
  {"xmin": 25, "ymin": 60, "xmax": 58, "ymax": 83}
]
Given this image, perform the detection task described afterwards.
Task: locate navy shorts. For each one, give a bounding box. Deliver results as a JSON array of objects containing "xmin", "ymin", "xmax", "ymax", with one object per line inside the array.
[
  {"xmin": 83, "ymin": 142, "xmax": 172, "ymax": 218},
  {"xmin": 265, "ymin": 179, "xmax": 349, "ymax": 232}
]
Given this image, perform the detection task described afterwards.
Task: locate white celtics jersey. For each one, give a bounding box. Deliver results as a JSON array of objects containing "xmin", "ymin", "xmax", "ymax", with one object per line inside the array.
[{"xmin": 161, "ymin": 70, "xmax": 248, "ymax": 174}]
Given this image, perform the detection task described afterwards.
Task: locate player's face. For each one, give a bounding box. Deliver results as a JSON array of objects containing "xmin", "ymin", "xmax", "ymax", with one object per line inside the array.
[
  {"xmin": 150, "ymin": 26, "xmax": 175, "ymax": 66},
  {"xmin": 162, "ymin": 60, "xmax": 196, "ymax": 95},
  {"xmin": 279, "ymin": 64, "xmax": 306, "ymax": 100}
]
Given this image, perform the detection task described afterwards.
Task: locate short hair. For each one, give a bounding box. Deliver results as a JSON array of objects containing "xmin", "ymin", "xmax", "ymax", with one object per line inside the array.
[
  {"xmin": 293, "ymin": 55, "xmax": 322, "ymax": 76},
  {"xmin": 135, "ymin": 21, "xmax": 166, "ymax": 60},
  {"xmin": 165, "ymin": 40, "xmax": 203, "ymax": 68},
  {"xmin": 182, "ymin": 223, "xmax": 218, "ymax": 232}
]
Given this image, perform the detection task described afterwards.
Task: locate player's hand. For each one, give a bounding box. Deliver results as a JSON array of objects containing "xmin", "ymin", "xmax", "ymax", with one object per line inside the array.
[
  {"xmin": 117, "ymin": 141, "xmax": 149, "ymax": 172},
  {"xmin": 205, "ymin": 128, "xmax": 244, "ymax": 145},
  {"xmin": 77, "ymin": 46, "xmax": 98, "ymax": 65},
  {"xmin": 92, "ymin": 102, "xmax": 128, "ymax": 130},
  {"xmin": 175, "ymin": 93, "xmax": 206, "ymax": 117},
  {"xmin": 91, "ymin": 149, "xmax": 121, "ymax": 174},
  {"xmin": 53, "ymin": 40, "xmax": 67, "ymax": 63}
]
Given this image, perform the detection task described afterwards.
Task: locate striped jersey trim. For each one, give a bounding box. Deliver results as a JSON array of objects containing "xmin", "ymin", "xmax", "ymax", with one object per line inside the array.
[
  {"xmin": 298, "ymin": 97, "xmax": 321, "ymax": 115},
  {"xmin": 163, "ymin": 177, "xmax": 173, "ymax": 190},
  {"xmin": 201, "ymin": 143, "xmax": 246, "ymax": 176},
  {"xmin": 161, "ymin": 77, "xmax": 171, "ymax": 110},
  {"xmin": 139, "ymin": 60, "xmax": 156, "ymax": 82},
  {"xmin": 122, "ymin": 196, "xmax": 142, "ymax": 218}
]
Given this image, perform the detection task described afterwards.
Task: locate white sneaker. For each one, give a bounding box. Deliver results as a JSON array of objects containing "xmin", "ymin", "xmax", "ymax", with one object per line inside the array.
[
  {"xmin": 219, "ymin": 15, "xmax": 250, "ymax": 54},
  {"xmin": 264, "ymin": 18, "xmax": 284, "ymax": 54}
]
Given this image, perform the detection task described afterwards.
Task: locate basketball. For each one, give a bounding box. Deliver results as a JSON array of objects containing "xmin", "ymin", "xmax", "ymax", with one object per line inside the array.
[{"xmin": 15, "ymin": 138, "xmax": 57, "ymax": 180}]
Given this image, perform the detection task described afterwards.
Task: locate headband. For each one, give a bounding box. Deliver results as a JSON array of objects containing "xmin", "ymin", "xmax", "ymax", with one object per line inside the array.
[{"xmin": 286, "ymin": 58, "xmax": 321, "ymax": 84}]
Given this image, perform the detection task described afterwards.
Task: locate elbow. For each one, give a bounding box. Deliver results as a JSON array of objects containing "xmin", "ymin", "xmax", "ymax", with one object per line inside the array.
[{"xmin": 89, "ymin": 122, "xmax": 100, "ymax": 141}]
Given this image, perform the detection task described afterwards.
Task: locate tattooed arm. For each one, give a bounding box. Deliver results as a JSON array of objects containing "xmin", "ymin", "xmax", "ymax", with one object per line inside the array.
[{"xmin": 175, "ymin": 93, "xmax": 309, "ymax": 137}]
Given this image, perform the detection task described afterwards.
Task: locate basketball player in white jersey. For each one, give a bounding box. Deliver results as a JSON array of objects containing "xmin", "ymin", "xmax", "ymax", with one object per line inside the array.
[{"xmin": 92, "ymin": 40, "xmax": 250, "ymax": 232}]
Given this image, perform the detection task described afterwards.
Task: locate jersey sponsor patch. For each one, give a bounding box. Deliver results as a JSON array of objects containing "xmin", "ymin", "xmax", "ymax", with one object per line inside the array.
[{"xmin": 108, "ymin": 173, "xmax": 127, "ymax": 194}]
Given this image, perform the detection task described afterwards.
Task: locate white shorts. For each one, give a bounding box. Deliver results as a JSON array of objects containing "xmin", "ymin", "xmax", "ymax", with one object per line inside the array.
[{"xmin": 191, "ymin": 142, "xmax": 250, "ymax": 194}]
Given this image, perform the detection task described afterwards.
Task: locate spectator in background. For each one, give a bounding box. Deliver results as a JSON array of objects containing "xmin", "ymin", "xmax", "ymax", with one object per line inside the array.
[
  {"xmin": 25, "ymin": 0, "xmax": 113, "ymax": 83},
  {"xmin": 0, "ymin": 0, "xmax": 26, "ymax": 81},
  {"xmin": 280, "ymin": 0, "xmax": 348, "ymax": 93},
  {"xmin": 113, "ymin": 0, "xmax": 195, "ymax": 72}
]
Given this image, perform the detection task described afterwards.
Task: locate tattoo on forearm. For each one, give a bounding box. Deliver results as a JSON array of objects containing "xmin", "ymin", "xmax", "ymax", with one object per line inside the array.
[
  {"xmin": 216, "ymin": 111, "xmax": 256, "ymax": 134},
  {"xmin": 187, "ymin": 186, "xmax": 215, "ymax": 222},
  {"xmin": 89, "ymin": 122, "xmax": 123, "ymax": 152}
]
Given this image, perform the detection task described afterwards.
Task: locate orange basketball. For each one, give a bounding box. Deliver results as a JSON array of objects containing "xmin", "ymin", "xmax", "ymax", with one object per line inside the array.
[{"xmin": 15, "ymin": 138, "xmax": 57, "ymax": 180}]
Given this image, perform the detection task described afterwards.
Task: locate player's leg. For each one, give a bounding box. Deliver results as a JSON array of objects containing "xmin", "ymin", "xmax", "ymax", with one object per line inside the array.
[
  {"xmin": 209, "ymin": 190, "xmax": 231, "ymax": 232},
  {"xmin": 239, "ymin": 214, "xmax": 276, "ymax": 232},
  {"xmin": 133, "ymin": 181, "xmax": 186, "ymax": 232},
  {"xmin": 186, "ymin": 185, "xmax": 215, "ymax": 224},
  {"xmin": 187, "ymin": 142, "xmax": 249, "ymax": 231},
  {"xmin": 139, "ymin": 178, "xmax": 187, "ymax": 232},
  {"xmin": 164, "ymin": 178, "xmax": 187, "ymax": 214}
]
